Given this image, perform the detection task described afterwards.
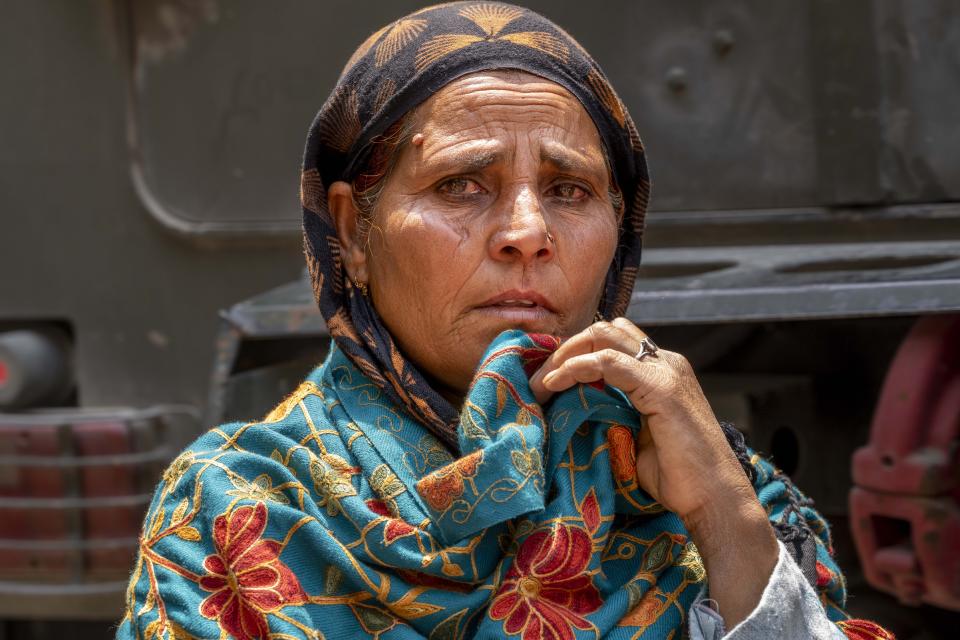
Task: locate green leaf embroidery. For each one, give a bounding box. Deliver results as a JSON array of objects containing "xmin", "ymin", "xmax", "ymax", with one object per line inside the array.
[
  {"xmin": 463, "ymin": 416, "xmax": 488, "ymax": 440},
  {"xmin": 641, "ymin": 532, "xmax": 674, "ymax": 573},
  {"xmin": 429, "ymin": 608, "xmax": 468, "ymax": 640},
  {"xmin": 625, "ymin": 581, "xmax": 644, "ymax": 610},
  {"xmin": 352, "ymin": 603, "xmax": 396, "ymax": 634},
  {"xmin": 511, "ymin": 448, "xmax": 543, "ymax": 477},
  {"xmin": 324, "ymin": 565, "xmax": 343, "ymax": 595},
  {"xmin": 421, "ymin": 435, "xmax": 455, "ymax": 467},
  {"xmin": 511, "ymin": 450, "xmax": 530, "ymax": 476},
  {"xmin": 370, "ymin": 464, "xmax": 406, "ymax": 499},
  {"xmin": 513, "ymin": 519, "xmax": 534, "ymax": 539},
  {"xmin": 677, "ymin": 542, "xmax": 706, "ymax": 583},
  {"xmin": 226, "ymin": 473, "xmax": 290, "ymax": 505},
  {"xmin": 310, "ymin": 455, "xmax": 358, "ymax": 516}
]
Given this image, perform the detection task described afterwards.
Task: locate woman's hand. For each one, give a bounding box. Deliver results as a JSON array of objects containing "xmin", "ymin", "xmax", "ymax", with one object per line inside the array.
[
  {"xmin": 529, "ymin": 317, "xmax": 748, "ymax": 522},
  {"xmin": 528, "ymin": 317, "xmax": 779, "ymax": 628}
]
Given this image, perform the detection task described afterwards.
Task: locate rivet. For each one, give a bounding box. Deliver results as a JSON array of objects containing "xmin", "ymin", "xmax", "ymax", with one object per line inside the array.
[
  {"xmin": 713, "ymin": 29, "xmax": 735, "ymax": 56},
  {"xmin": 665, "ymin": 66, "xmax": 688, "ymax": 92}
]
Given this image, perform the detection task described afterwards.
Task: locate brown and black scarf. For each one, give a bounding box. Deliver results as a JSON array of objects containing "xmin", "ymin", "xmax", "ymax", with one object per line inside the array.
[{"xmin": 300, "ymin": 1, "xmax": 649, "ymax": 451}]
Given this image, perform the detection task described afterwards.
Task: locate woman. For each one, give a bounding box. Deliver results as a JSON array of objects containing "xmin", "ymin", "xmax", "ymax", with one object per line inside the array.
[{"xmin": 118, "ymin": 3, "xmax": 893, "ymax": 639}]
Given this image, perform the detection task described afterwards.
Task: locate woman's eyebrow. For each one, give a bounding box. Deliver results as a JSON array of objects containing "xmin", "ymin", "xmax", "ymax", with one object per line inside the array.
[
  {"xmin": 424, "ymin": 144, "xmax": 502, "ymax": 173},
  {"xmin": 539, "ymin": 142, "xmax": 605, "ymax": 181}
]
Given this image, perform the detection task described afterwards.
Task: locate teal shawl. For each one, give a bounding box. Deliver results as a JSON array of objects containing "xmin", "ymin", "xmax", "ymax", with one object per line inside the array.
[{"xmin": 118, "ymin": 330, "xmax": 849, "ymax": 639}]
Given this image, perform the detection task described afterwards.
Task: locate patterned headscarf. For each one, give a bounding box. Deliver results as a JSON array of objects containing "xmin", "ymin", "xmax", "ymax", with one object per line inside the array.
[{"xmin": 300, "ymin": 1, "xmax": 650, "ymax": 450}]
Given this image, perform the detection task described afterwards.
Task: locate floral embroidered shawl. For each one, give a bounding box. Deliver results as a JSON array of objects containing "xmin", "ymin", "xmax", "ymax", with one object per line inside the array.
[{"xmin": 117, "ymin": 330, "xmax": 852, "ymax": 639}]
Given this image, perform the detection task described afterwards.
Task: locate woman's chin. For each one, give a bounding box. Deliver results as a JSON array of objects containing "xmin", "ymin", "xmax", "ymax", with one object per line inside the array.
[{"xmin": 470, "ymin": 305, "xmax": 562, "ymax": 335}]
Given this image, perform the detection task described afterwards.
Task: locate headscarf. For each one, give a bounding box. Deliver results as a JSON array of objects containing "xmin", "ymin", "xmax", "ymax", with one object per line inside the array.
[{"xmin": 300, "ymin": 1, "xmax": 650, "ymax": 450}]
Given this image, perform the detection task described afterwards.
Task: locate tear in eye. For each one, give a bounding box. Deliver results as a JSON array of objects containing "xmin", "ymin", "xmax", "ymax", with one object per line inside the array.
[
  {"xmin": 551, "ymin": 183, "xmax": 588, "ymax": 200},
  {"xmin": 438, "ymin": 177, "xmax": 484, "ymax": 196}
]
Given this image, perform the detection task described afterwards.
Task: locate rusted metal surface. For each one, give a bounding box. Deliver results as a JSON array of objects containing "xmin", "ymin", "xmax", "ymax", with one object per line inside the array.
[
  {"xmin": 0, "ymin": 407, "xmax": 199, "ymax": 620},
  {"xmin": 850, "ymin": 314, "xmax": 960, "ymax": 610}
]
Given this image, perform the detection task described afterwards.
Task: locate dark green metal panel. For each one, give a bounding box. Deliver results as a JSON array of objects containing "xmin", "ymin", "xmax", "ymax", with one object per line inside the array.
[
  {"xmin": 0, "ymin": 0, "xmax": 303, "ymax": 410},
  {"xmin": 129, "ymin": 0, "xmax": 822, "ymax": 229},
  {"xmin": 874, "ymin": 0, "xmax": 960, "ymax": 202},
  {"xmin": 127, "ymin": 0, "xmax": 960, "ymax": 239}
]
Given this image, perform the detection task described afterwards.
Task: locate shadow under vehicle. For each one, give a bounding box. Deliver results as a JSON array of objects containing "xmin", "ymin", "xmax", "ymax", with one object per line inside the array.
[{"xmin": 1, "ymin": 1, "xmax": 959, "ymax": 638}]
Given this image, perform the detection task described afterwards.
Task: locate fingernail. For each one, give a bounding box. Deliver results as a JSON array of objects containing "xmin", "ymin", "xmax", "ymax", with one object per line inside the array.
[{"xmin": 542, "ymin": 371, "xmax": 557, "ymax": 388}]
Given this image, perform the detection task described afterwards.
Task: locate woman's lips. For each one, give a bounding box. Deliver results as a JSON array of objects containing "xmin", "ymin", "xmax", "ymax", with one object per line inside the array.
[
  {"xmin": 478, "ymin": 289, "xmax": 557, "ymax": 312},
  {"xmin": 475, "ymin": 289, "xmax": 556, "ymax": 326}
]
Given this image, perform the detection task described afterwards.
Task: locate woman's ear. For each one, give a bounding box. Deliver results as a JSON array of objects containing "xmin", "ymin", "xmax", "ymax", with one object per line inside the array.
[{"xmin": 328, "ymin": 181, "xmax": 368, "ymax": 283}]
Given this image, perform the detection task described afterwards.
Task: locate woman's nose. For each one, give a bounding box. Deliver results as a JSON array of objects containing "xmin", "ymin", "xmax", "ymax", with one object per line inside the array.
[{"xmin": 490, "ymin": 185, "xmax": 554, "ymax": 263}]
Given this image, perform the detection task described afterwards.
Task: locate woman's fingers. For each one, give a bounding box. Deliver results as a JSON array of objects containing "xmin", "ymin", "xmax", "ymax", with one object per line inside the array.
[
  {"xmin": 541, "ymin": 347, "xmax": 676, "ymax": 414},
  {"xmin": 610, "ymin": 316, "xmax": 649, "ymax": 344},
  {"xmin": 529, "ymin": 319, "xmax": 646, "ymax": 392}
]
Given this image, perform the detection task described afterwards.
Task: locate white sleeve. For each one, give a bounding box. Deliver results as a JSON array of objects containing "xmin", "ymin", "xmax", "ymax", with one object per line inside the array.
[{"xmin": 687, "ymin": 540, "xmax": 847, "ymax": 640}]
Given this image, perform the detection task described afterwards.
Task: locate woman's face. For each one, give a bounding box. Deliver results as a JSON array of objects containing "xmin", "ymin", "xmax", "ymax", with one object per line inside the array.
[{"xmin": 331, "ymin": 70, "xmax": 619, "ymax": 401}]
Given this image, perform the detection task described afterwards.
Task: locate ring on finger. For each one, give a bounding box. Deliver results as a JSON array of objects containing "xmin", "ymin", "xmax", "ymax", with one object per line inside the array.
[{"xmin": 633, "ymin": 337, "xmax": 659, "ymax": 361}]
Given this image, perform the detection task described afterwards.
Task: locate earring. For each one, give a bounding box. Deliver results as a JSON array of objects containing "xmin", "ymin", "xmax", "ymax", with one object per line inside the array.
[
  {"xmin": 353, "ymin": 279, "xmax": 369, "ymax": 297},
  {"xmin": 594, "ymin": 310, "xmax": 604, "ymax": 322}
]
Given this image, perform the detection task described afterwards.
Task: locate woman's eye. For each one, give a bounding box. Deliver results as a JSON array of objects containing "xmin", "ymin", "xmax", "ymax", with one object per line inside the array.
[
  {"xmin": 438, "ymin": 177, "xmax": 484, "ymax": 196},
  {"xmin": 550, "ymin": 183, "xmax": 589, "ymax": 201}
]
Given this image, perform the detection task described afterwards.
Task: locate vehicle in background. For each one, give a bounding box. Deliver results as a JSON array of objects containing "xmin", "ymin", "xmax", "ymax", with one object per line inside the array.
[{"xmin": 1, "ymin": 1, "xmax": 958, "ymax": 637}]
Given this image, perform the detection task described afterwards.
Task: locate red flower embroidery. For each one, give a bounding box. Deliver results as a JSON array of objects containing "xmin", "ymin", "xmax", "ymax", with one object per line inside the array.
[
  {"xmin": 366, "ymin": 499, "xmax": 416, "ymax": 544},
  {"xmin": 837, "ymin": 619, "xmax": 896, "ymax": 640},
  {"xmin": 520, "ymin": 334, "xmax": 603, "ymax": 390},
  {"xmin": 815, "ymin": 560, "xmax": 833, "ymax": 587},
  {"xmin": 489, "ymin": 524, "xmax": 601, "ymax": 640},
  {"xmin": 199, "ymin": 502, "xmax": 307, "ymax": 640},
  {"xmin": 416, "ymin": 450, "xmax": 483, "ymax": 512},
  {"xmin": 520, "ymin": 334, "xmax": 563, "ymax": 377},
  {"xmin": 580, "ymin": 489, "xmax": 600, "ymax": 534}
]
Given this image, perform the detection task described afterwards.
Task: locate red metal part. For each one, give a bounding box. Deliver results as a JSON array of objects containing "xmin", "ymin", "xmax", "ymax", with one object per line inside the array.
[
  {"xmin": 0, "ymin": 420, "xmax": 145, "ymax": 580},
  {"xmin": 0, "ymin": 407, "xmax": 197, "ymax": 619},
  {"xmin": 850, "ymin": 314, "xmax": 960, "ymax": 611}
]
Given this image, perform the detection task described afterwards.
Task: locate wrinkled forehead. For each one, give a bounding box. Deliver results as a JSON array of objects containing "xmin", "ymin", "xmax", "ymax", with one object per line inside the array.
[
  {"xmin": 418, "ymin": 71, "xmax": 595, "ymax": 127},
  {"xmin": 409, "ymin": 70, "xmax": 608, "ymax": 167}
]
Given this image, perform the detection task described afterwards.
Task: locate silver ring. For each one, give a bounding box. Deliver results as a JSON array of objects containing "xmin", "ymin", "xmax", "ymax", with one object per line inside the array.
[{"xmin": 633, "ymin": 337, "xmax": 659, "ymax": 361}]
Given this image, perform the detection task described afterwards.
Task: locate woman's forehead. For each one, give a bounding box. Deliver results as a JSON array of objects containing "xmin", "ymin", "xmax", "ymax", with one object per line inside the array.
[{"xmin": 411, "ymin": 70, "xmax": 606, "ymax": 162}]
